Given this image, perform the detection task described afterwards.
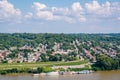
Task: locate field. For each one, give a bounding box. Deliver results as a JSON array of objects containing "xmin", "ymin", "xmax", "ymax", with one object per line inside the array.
[{"xmin": 0, "ymin": 60, "xmax": 88, "ymax": 70}]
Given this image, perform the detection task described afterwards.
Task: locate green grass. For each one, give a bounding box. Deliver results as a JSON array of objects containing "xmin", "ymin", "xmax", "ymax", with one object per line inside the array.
[
  {"xmin": 55, "ymin": 60, "xmax": 88, "ymax": 66},
  {"xmin": 0, "ymin": 60, "xmax": 88, "ymax": 70}
]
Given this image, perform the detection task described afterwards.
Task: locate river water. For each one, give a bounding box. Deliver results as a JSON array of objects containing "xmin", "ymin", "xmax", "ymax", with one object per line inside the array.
[{"xmin": 0, "ymin": 70, "xmax": 120, "ymax": 80}]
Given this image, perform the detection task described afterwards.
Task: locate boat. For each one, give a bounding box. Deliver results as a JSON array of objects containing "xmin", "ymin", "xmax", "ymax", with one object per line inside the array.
[
  {"xmin": 40, "ymin": 73, "xmax": 46, "ymax": 76},
  {"xmin": 77, "ymin": 70, "xmax": 93, "ymax": 74},
  {"xmin": 33, "ymin": 73, "xmax": 46, "ymax": 76},
  {"xmin": 46, "ymin": 72, "xmax": 59, "ymax": 76},
  {"xmin": 33, "ymin": 74, "xmax": 40, "ymax": 76},
  {"xmin": 59, "ymin": 71, "xmax": 76, "ymax": 75}
]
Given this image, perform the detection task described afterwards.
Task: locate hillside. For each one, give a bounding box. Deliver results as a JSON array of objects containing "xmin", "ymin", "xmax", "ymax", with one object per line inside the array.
[{"xmin": 0, "ymin": 33, "xmax": 120, "ymax": 70}]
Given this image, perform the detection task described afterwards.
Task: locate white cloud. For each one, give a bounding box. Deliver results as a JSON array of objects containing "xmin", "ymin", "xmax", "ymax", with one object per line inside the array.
[
  {"xmin": 71, "ymin": 2, "xmax": 86, "ymax": 22},
  {"xmin": 85, "ymin": 0, "xmax": 101, "ymax": 12},
  {"xmin": 0, "ymin": 0, "xmax": 21, "ymax": 23},
  {"xmin": 32, "ymin": 3, "xmax": 72, "ymax": 22},
  {"xmin": 25, "ymin": 12, "xmax": 33, "ymax": 18},
  {"xmin": 32, "ymin": 2, "xmax": 58, "ymax": 20},
  {"xmin": 29, "ymin": 2, "xmax": 87, "ymax": 23},
  {"xmin": 1, "ymin": 0, "xmax": 119, "ymax": 24},
  {"xmin": 111, "ymin": 2, "xmax": 120, "ymax": 17},
  {"xmin": 24, "ymin": 1, "xmax": 120, "ymax": 23},
  {"xmin": 60, "ymin": 16, "xmax": 76, "ymax": 23},
  {"xmin": 72, "ymin": 2, "xmax": 83, "ymax": 12},
  {"xmin": 100, "ymin": 1, "xmax": 111, "ymax": 15},
  {"xmin": 0, "ymin": 1, "xmax": 86, "ymax": 23},
  {"xmin": 36, "ymin": 11, "xmax": 54, "ymax": 20},
  {"xmin": 52, "ymin": 7, "xmax": 70, "ymax": 16},
  {"xmin": 32, "ymin": 2, "xmax": 47, "ymax": 11},
  {"xmin": 85, "ymin": 1, "xmax": 111, "ymax": 16},
  {"xmin": 78, "ymin": 15, "xmax": 86, "ymax": 22},
  {"xmin": 84, "ymin": 1, "xmax": 120, "ymax": 23}
]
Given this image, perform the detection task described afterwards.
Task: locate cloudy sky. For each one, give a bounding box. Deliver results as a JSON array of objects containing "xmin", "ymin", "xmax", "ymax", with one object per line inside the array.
[{"xmin": 0, "ymin": 0, "xmax": 120, "ymax": 33}]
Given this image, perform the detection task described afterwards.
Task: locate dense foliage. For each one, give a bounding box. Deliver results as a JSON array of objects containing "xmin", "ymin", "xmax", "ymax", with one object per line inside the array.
[
  {"xmin": 0, "ymin": 33, "xmax": 120, "ymax": 49},
  {"xmin": 92, "ymin": 54, "xmax": 120, "ymax": 70}
]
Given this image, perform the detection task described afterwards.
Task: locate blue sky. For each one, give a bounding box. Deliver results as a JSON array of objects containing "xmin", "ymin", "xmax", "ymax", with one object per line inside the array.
[{"xmin": 0, "ymin": 0, "xmax": 120, "ymax": 33}]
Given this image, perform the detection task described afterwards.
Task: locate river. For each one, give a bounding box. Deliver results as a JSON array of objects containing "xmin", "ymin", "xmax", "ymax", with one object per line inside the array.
[{"xmin": 0, "ymin": 70, "xmax": 120, "ymax": 80}]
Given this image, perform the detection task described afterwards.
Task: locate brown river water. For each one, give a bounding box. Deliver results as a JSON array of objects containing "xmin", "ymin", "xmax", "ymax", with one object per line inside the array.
[{"xmin": 0, "ymin": 70, "xmax": 120, "ymax": 80}]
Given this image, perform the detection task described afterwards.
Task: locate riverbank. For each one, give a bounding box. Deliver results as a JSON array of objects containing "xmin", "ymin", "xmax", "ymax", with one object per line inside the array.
[
  {"xmin": 0, "ymin": 65, "xmax": 91, "ymax": 75},
  {"xmin": 0, "ymin": 60, "xmax": 91, "ymax": 75},
  {"xmin": 1, "ymin": 70, "xmax": 120, "ymax": 80}
]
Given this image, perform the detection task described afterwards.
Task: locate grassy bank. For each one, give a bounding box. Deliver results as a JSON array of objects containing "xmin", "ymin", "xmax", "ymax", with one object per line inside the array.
[
  {"xmin": 0, "ymin": 60, "xmax": 88, "ymax": 70},
  {"xmin": 0, "ymin": 60, "xmax": 90, "ymax": 75}
]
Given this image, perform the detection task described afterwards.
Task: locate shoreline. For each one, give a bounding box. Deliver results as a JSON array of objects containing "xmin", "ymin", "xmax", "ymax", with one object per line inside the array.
[
  {"xmin": 33, "ymin": 70, "xmax": 94, "ymax": 76},
  {"xmin": 1, "ymin": 69, "xmax": 120, "ymax": 76}
]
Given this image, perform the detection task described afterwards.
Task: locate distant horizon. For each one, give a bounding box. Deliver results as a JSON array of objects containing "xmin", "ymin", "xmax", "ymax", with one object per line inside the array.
[
  {"xmin": 0, "ymin": 32, "xmax": 120, "ymax": 34},
  {"xmin": 0, "ymin": 0, "xmax": 120, "ymax": 33}
]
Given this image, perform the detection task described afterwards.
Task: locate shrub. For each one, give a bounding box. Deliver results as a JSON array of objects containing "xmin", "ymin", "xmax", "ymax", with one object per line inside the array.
[
  {"xmin": 0, "ymin": 71, "xmax": 7, "ymax": 75},
  {"xmin": 43, "ymin": 67, "xmax": 53, "ymax": 73}
]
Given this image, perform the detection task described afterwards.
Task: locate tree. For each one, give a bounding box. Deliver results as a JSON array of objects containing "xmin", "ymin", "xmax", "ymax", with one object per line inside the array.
[
  {"xmin": 40, "ymin": 53, "xmax": 48, "ymax": 62},
  {"xmin": 93, "ymin": 54, "xmax": 119, "ymax": 70},
  {"xmin": 37, "ymin": 67, "xmax": 43, "ymax": 73}
]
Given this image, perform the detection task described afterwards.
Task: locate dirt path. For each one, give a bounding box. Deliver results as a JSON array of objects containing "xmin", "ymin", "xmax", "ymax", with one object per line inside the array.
[{"xmin": 52, "ymin": 63, "xmax": 90, "ymax": 69}]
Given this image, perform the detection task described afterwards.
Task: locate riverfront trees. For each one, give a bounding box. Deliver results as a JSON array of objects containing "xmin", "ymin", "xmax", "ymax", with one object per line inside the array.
[{"xmin": 93, "ymin": 54, "xmax": 120, "ymax": 70}]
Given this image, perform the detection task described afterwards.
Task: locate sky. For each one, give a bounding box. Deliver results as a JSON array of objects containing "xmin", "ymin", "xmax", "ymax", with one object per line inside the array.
[{"xmin": 0, "ymin": 0, "xmax": 120, "ymax": 33}]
